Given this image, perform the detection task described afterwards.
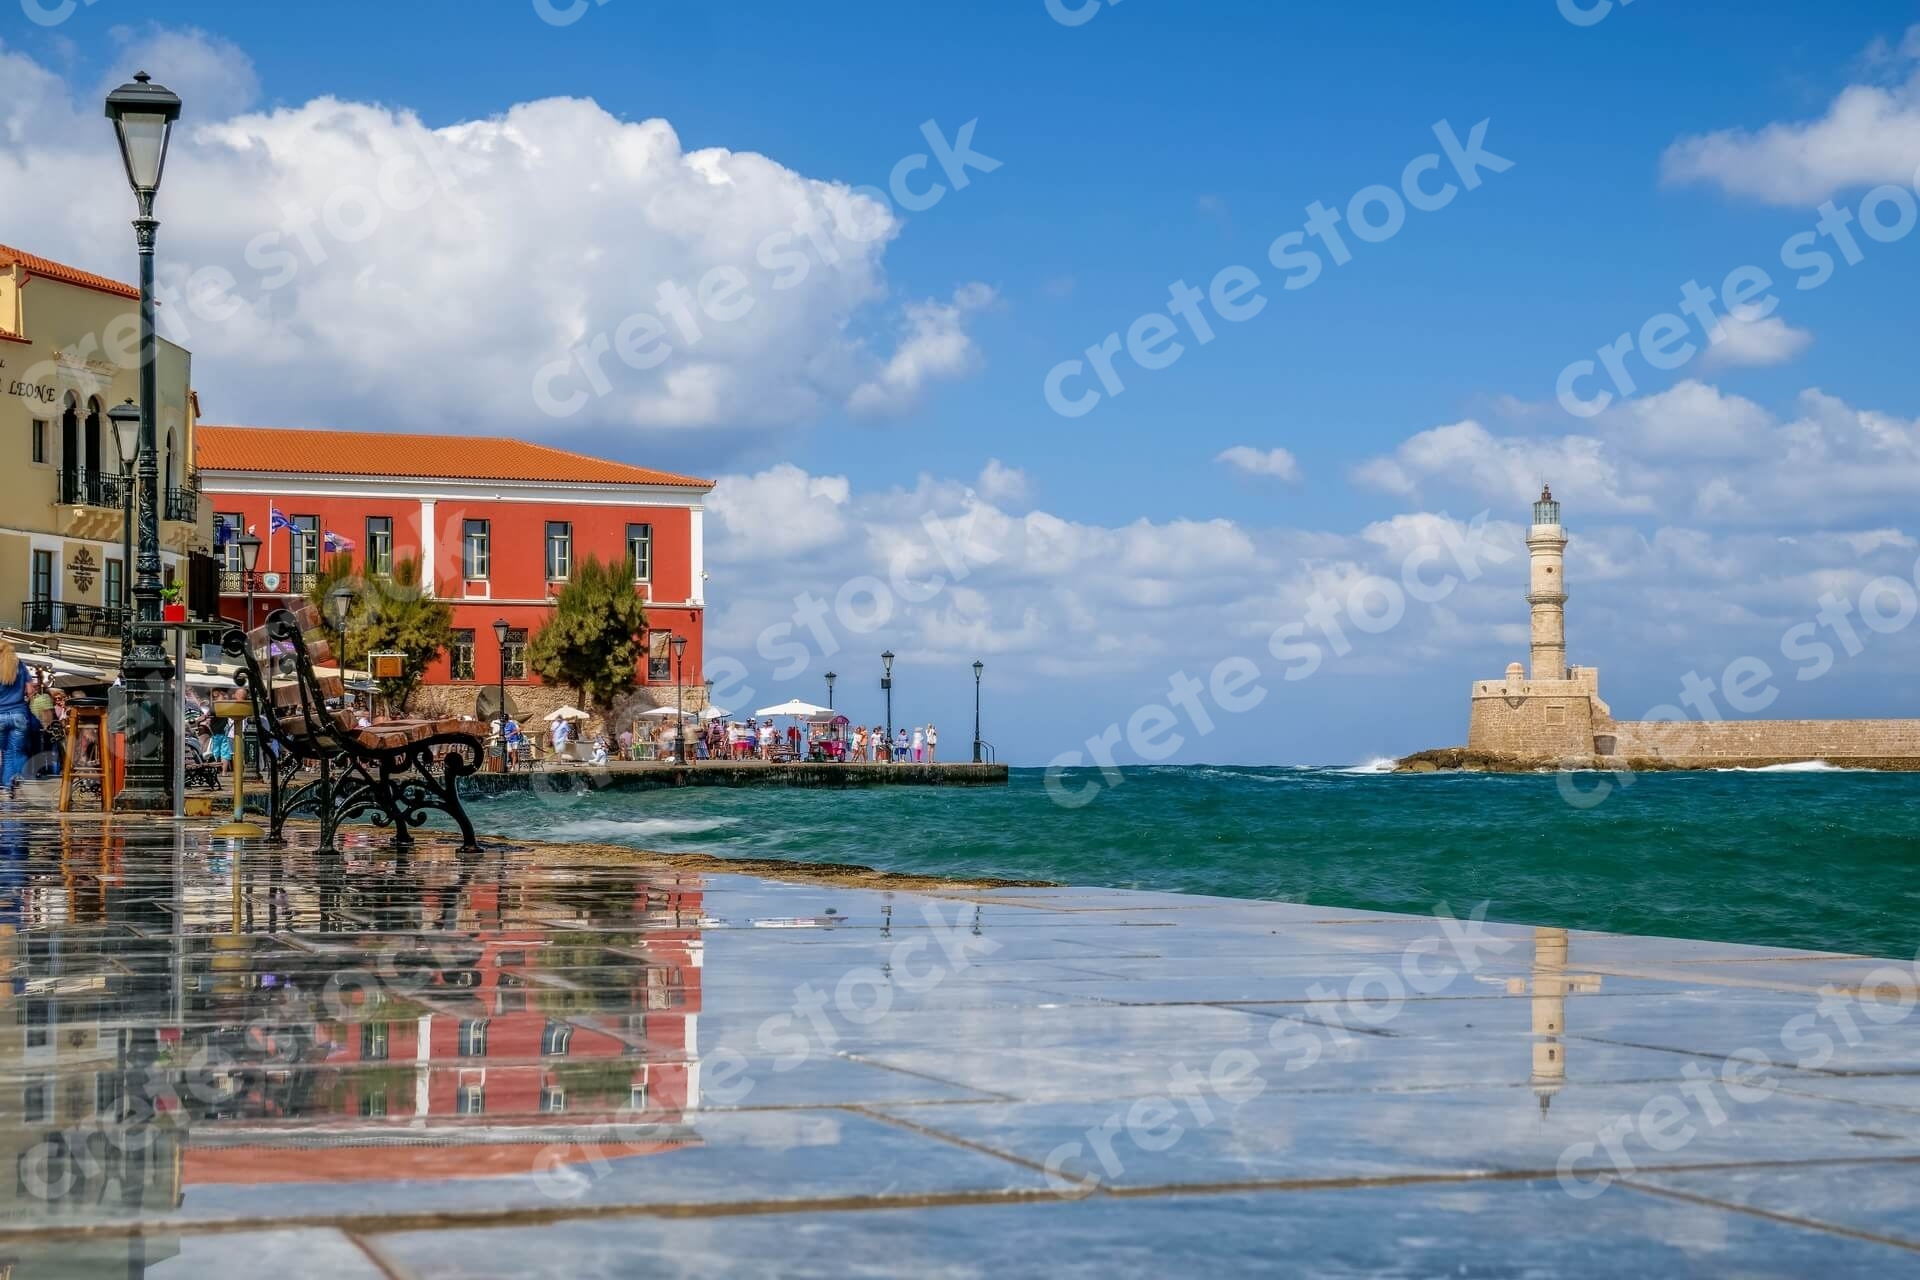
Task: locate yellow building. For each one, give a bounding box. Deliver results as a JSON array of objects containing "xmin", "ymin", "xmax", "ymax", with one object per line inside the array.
[{"xmin": 0, "ymin": 244, "xmax": 212, "ymax": 634}]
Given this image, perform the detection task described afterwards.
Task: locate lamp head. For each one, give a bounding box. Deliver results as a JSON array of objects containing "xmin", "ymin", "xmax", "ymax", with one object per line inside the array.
[
  {"xmin": 493, "ymin": 618, "xmax": 510, "ymax": 646},
  {"xmin": 236, "ymin": 532, "xmax": 262, "ymax": 573},
  {"xmin": 973, "ymin": 660, "xmax": 984, "ymax": 680},
  {"xmin": 881, "ymin": 650, "xmax": 894, "ymax": 678},
  {"xmin": 671, "ymin": 633, "xmax": 687, "ymax": 658},
  {"xmin": 104, "ymin": 71, "xmax": 182, "ymax": 196},
  {"xmin": 107, "ymin": 399, "xmax": 141, "ymax": 472},
  {"xmin": 327, "ymin": 584, "xmax": 354, "ymax": 629}
]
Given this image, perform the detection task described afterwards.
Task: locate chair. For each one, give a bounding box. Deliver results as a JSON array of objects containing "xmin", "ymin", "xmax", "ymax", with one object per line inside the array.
[{"xmin": 58, "ymin": 699, "xmax": 115, "ymax": 812}]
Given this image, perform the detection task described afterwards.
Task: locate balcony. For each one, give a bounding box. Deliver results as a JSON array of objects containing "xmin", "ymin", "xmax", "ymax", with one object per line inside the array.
[
  {"xmin": 20, "ymin": 600, "xmax": 129, "ymax": 638},
  {"xmin": 219, "ymin": 570, "xmax": 319, "ymax": 596},
  {"xmin": 56, "ymin": 468, "xmax": 130, "ymax": 511},
  {"xmin": 165, "ymin": 486, "xmax": 198, "ymax": 524}
]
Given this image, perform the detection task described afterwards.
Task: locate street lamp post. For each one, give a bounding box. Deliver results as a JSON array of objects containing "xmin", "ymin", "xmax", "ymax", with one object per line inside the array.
[
  {"xmin": 671, "ymin": 633, "xmax": 688, "ymax": 764},
  {"xmin": 106, "ymin": 399, "xmax": 140, "ymax": 657},
  {"xmin": 880, "ymin": 651, "xmax": 894, "ymax": 764},
  {"xmin": 106, "ymin": 70, "xmax": 182, "ymax": 812},
  {"xmin": 972, "ymin": 660, "xmax": 984, "ymax": 763},
  {"xmin": 824, "ymin": 671, "xmax": 836, "ymax": 710},
  {"xmin": 493, "ymin": 617, "xmax": 510, "ymax": 772},
  {"xmin": 327, "ymin": 585, "xmax": 354, "ymax": 713},
  {"xmin": 235, "ymin": 532, "xmax": 262, "ymax": 632}
]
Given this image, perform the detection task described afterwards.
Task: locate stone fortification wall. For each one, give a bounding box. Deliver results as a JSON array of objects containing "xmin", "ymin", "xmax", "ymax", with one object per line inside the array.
[
  {"xmin": 1466, "ymin": 673, "xmax": 1599, "ymax": 762},
  {"xmin": 1600, "ymin": 718, "xmax": 1920, "ymax": 766}
]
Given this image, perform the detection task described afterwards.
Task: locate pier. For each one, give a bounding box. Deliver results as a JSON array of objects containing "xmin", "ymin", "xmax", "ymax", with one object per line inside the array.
[{"xmin": 460, "ymin": 760, "xmax": 1008, "ymax": 796}]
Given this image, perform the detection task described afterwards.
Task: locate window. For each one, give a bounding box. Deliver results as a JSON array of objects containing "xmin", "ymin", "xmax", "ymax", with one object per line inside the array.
[
  {"xmin": 629, "ymin": 1083, "xmax": 648, "ymax": 1113},
  {"xmin": 362, "ymin": 1023, "xmax": 390, "ymax": 1061},
  {"xmin": 457, "ymin": 1084, "xmax": 485, "ymax": 1115},
  {"xmin": 545, "ymin": 521, "xmax": 572, "ymax": 581},
  {"xmin": 540, "ymin": 1086, "xmax": 567, "ymax": 1114},
  {"xmin": 24, "ymin": 1081, "xmax": 49, "ymax": 1124},
  {"xmin": 450, "ymin": 629, "xmax": 476, "ymax": 681},
  {"xmin": 626, "ymin": 523, "xmax": 653, "ymax": 581},
  {"xmin": 462, "ymin": 519, "xmax": 490, "ymax": 579},
  {"xmin": 292, "ymin": 515, "xmax": 320, "ymax": 577},
  {"xmin": 647, "ymin": 630, "xmax": 672, "ymax": 682},
  {"xmin": 460, "ymin": 1019, "xmax": 489, "ymax": 1057},
  {"xmin": 31, "ymin": 419, "xmax": 48, "ymax": 464},
  {"xmin": 30, "ymin": 550, "xmax": 53, "ymax": 604},
  {"xmin": 365, "ymin": 516, "xmax": 393, "ymax": 577},
  {"xmin": 105, "ymin": 559, "xmax": 123, "ymax": 610},
  {"xmin": 217, "ymin": 513, "xmax": 246, "ymax": 573},
  {"xmin": 541, "ymin": 1021, "xmax": 573, "ymax": 1056},
  {"xmin": 359, "ymin": 1091, "xmax": 389, "ymax": 1118},
  {"xmin": 503, "ymin": 628, "xmax": 528, "ymax": 681}
]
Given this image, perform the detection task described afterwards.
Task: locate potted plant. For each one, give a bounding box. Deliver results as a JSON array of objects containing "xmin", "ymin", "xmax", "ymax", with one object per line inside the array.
[{"xmin": 161, "ymin": 583, "xmax": 187, "ymax": 623}]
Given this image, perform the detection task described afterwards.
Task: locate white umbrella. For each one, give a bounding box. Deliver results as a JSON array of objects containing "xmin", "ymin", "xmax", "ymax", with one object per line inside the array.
[
  {"xmin": 701, "ymin": 706, "xmax": 731, "ymax": 721},
  {"xmin": 544, "ymin": 706, "xmax": 591, "ymax": 721},
  {"xmin": 754, "ymin": 699, "xmax": 832, "ymax": 718},
  {"xmin": 635, "ymin": 706, "xmax": 681, "ymax": 719}
]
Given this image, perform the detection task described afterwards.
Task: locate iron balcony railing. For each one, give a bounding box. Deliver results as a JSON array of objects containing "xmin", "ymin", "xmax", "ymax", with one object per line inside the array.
[
  {"xmin": 219, "ymin": 570, "xmax": 318, "ymax": 596},
  {"xmin": 56, "ymin": 468, "xmax": 130, "ymax": 511},
  {"xmin": 20, "ymin": 600, "xmax": 130, "ymax": 637},
  {"xmin": 164, "ymin": 486, "xmax": 198, "ymax": 523}
]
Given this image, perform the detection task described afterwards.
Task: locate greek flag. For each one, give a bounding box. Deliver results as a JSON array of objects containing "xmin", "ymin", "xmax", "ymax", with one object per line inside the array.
[
  {"xmin": 324, "ymin": 530, "xmax": 356, "ymax": 553},
  {"xmin": 269, "ymin": 506, "xmax": 294, "ymax": 534}
]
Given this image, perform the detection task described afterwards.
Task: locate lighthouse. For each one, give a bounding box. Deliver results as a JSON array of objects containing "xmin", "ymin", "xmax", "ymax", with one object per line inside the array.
[{"xmin": 1527, "ymin": 485, "xmax": 1568, "ymax": 681}]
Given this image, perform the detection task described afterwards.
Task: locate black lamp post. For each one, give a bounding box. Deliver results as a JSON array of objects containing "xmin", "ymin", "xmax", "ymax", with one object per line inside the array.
[
  {"xmin": 106, "ymin": 399, "xmax": 140, "ymax": 653},
  {"xmin": 106, "ymin": 70, "xmax": 182, "ymax": 812},
  {"xmin": 972, "ymin": 660, "xmax": 985, "ymax": 763},
  {"xmin": 671, "ymin": 633, "xmax": 688, "ymax": 764},
  {"xmin": 236, "ymin": 532, "xmax": 262, "ymax": 632},
  {"xmin": 493, "ymin": 617, "xmax": 510, "ymax": 771},
  {"xmin": 824, "ymin": 670, "xmax": 836, "ymax": 710},
  {"xmin": 328, "ymin": 584, "xmax": 354, "ymax": 711},
  {"xmin": 880, "ymin": 650, "xmax": 894, "ymax": 764}
]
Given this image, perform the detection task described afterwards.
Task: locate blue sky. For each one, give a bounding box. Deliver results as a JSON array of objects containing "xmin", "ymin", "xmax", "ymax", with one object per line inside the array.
[{"xmin": 5, "ymin": 1, "xmax": 1920, "ymax": 764}]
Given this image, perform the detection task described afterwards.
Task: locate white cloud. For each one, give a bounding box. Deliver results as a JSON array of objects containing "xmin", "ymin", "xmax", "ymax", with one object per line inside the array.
[
  {"xmin": 1700, "ymin": 314, "xmax": 1814, "ymax": 369},
  {"xmin": 1215, "ymin": 445, "xmax": 1302, "ymax": 482},
  {"xmin": 846, "ymin": 283, "xmax": 995, "ymax": 418},
  {"xmin": 0, "ymin": 33, "xmax": 984, "ymax": 436},
  {"xmin": 1662, "ymin": 28, "xmax": 1920, "ymax": 204},
  {"xmin": 975, "ymin": 458, "xmax": 1032, "ymax": 506},
  {"xmin": 1350, "ymin": 419, "xmax": 1651, "ymax": 514}
]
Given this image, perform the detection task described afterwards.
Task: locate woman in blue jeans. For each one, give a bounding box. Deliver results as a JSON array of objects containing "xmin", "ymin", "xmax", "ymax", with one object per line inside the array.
[{"xmin": 0, "ymin": 641, "xmax": 32, "ymax": 795}]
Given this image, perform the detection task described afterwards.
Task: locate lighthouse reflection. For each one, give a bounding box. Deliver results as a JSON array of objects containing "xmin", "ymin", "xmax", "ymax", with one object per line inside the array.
[{"xmin": 1509, "ymin": 926, "xmax": 1602, "ymax": 1115}]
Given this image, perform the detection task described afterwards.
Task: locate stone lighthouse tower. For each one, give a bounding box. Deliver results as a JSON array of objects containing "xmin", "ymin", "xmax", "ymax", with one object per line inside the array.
[{"xmin": 1527, "ymin": 485, "xmax": 1568, "ymax": 680}]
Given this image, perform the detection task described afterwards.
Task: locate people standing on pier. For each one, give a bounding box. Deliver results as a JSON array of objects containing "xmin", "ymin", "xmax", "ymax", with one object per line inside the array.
[
  {"xmin": 895, "ymin": 727, "xmax": 909, "ymax": 762},
  {"xmin": 852, "ymin": 724, "xmax": 867, "ymax": 761},
  {"xmin": 912, "ymin": 725, "xmax": 925, "ymax": 762},
  {"xmin": 926, "ymin": 723, "xmax": 938, "ymax": 762}
]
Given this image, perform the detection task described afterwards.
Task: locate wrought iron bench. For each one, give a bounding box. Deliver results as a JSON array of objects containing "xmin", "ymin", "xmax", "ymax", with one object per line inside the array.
[{"xmin": 224, "ymin": 606, "xmax": 484, "ymax": 851}]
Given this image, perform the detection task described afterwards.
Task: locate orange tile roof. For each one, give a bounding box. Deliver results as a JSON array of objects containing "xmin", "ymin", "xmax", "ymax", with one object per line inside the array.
[
  {"xmin": 0, "ymin": 244, "xmax": 139, "ymax": 301},
  {"xmin": 196, "ymin": 425, "xmax": 713, "ymax": 489}
]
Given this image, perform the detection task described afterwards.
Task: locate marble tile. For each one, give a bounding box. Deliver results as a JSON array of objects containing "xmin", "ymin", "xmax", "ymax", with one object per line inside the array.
[
  {"xmin": 0, "ymin": 1228, "xmax": 387, "ymax": 1280},
  {"xmin": 367, "ymin": 1179, "xmax": 1918, "ymax": 1278},
  {"xmin": 1627, "ymin": 1160, "xmax": 1920, "ymax": 1248}
]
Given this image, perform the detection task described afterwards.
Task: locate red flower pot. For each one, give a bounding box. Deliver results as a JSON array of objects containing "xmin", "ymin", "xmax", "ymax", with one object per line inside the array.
[{"xmin": 162, "ymin": 603, "xmax": 188, "ymax": 623}]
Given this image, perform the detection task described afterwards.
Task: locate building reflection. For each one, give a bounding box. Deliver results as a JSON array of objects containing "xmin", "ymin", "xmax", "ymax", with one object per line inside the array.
[
  {"xmin": 1, "ymin": 823, "xmax": 706, "ymax": 1275},
  {"xmin": 1508, "ymin": 926, "xmax": 1602, "ymax": 1115}
]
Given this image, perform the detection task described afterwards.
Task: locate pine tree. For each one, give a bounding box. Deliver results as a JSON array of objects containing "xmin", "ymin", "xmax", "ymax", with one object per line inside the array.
[
  {"xmin": 356, "ymin": 557, "xmax": 457, "ymax": 713},
  {"xmin": 528, "ymin": 554, "xmax": 649, "ymax": 709}
]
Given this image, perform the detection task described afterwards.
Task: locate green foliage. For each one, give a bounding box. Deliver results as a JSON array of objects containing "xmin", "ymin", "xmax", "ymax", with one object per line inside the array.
[
  {"xmin": 527, "ymin": 554, "xmax": 649, "ymax": 709},
  {"xmin": 306, "ymin": 556, "xmax": 456, "ymax": 713}
]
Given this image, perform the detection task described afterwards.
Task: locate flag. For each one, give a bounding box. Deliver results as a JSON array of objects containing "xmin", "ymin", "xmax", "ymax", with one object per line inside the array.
[
  {"xmin": 213, "ymin": 515, "xmax": 232, "ymax": 549},
  {"xmin": 324, "ymin": 530, "xmax": 356, "ymax": 553},
  {"xmin": 269, "ymin": 507, "xmax": 293, "ymax": 534}
]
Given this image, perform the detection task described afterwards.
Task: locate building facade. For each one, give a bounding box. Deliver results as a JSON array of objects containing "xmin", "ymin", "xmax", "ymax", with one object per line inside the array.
[
  {"xmin": 0, "ymin": 245, "xmax": 213, "ymax": 632},
  {"xmin": 1466, "ymin": 487, "xmax": 1920, "ymax": 768},
  {"xmin": 195, "ymin": 425, "xmax": 711, "ymax": 717}
]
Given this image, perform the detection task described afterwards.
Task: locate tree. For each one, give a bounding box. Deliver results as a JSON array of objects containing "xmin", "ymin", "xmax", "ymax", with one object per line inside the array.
[
  {"xmin": 357, "ymin": 557, "xmax": 457, "ymax": 713},
  {"xmin": 528, "ymin": 554, "xmax": 649, "ymax": 710},
  {"xmin": 304, "ymin": 552, "xmax": 361, "ymax": 666}
]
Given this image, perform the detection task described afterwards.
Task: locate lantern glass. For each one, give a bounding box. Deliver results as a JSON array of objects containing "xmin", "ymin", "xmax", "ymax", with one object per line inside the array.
[
  {"xmin": 237, "ymin": 533, "xmax": 262, "ymax": 573},
  {"xmin": 107, "ymin": 401, "xmax": 141, "ymax": 472}
]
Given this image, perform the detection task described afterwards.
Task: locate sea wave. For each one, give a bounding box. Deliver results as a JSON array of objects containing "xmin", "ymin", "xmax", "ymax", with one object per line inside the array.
[
  {"xmin": 1339, "ymin": 757, "xmax": 1400, "ymax": 775},
  {"xmin": 539, "ymin": 816, "xmax": 742, "ymax": 841},
  {"xmin": 1711, "ymin": 760, "xmax": 1859, "ymax": 773}
]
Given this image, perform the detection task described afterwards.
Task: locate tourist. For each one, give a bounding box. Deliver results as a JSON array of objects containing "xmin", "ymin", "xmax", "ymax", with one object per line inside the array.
[
  {"xmin": 912, "ymin": 725, "xmax": 925, "ymax": 762},
  {"xmin": 786, "ymin": 723, "xmax": 801, "ymax": 760},
  {"xmin": 758, "ymin": 719, "xmax": 776, "ymax": 760},
  {"xmin": 926, "ymin": 722, "xmax": 938, "ymax": 762},
  {"xmin": 872, "ymin": 725, "xmax": 885, "ymax": 762},
  {"xmin": 0, "ymin": 642, "xmax": 32, "ymax": 795},
  {"xmin": 504, "ymin": 717, "xmax": 525, "ymax": 770},
  {"xmin": 550, "ymin": 714, "xmax": 573, "ymax": 759},
  {"xmin": 590, "ymin": 737, "xmax": 609, "ymax": 766},
  {"xmin": 852, "ymin": 724, "xmax": 867, "ymax": 761},
  {"xmin": 895, "ymin": 727, "xmax": 909, "ymax": 762}
]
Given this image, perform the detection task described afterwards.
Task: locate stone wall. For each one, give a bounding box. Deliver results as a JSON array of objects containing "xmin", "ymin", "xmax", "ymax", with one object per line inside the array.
[
  {"xmin": 1465, "ymin": 672, "xmax": 1599, "ymax": 762},
  {"xmin": 407, "ymin": 682, "xmax": 706, "ymax": 732},
  {"xmin": 1602, "ymin": 717, "xmax": 1920, "ymax": 765}
]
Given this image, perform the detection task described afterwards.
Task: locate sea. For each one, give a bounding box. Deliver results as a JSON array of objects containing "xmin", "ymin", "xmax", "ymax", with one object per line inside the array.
[{"xmin": 468, "ymin": 763, "xmax": 1920, "ymax": 959}]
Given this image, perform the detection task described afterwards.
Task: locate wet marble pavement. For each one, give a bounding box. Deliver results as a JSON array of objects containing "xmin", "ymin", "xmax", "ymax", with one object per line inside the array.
[{"xmin": 1, "ymin": 818, "xmax": 1917, "ymax": 1277}]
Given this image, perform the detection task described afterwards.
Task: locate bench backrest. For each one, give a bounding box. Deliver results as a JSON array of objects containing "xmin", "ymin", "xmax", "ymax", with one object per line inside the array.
[{"xmin": 227, "ymin": 605, "xmax": 351, "ymax": 754}]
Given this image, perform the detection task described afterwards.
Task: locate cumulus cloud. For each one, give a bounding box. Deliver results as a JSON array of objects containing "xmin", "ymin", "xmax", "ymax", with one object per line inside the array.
[
  {"xmin": 1215, "ymin": 445, "xmax": 1302, "ymax": 482},
  {"xmin": 1350, "ymin": 419, "xmax": 1651, "ymax": 514},
  {"xmin": 0, "ymin": 32, "xmax": 986, "ymax": 439},
  {"xmin": 846, "ymin": 283, "xmax": 995, "ymax": 417},
  {"xmin": 1700, "ymin": 314, "xmax": 1814, "ymax": 369},
  {"xmin": 1662, "ymin": 26, "xmax": 1920, "ymax": 204}
]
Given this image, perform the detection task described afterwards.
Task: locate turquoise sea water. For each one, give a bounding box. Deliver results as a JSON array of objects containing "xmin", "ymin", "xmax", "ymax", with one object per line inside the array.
[{"xmin": 468, "ymin": 765, "xmax": 1920, "ymax": 958}]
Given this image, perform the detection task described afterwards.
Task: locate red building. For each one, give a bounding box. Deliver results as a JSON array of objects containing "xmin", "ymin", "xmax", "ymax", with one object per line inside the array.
[{"xmin": 194, "ymin": 425, "xmax": 711, "ymax": 709}]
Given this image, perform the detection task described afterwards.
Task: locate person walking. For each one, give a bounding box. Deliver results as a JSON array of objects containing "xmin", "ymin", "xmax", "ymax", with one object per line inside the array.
[
  {"xmin": 871, "ymin": 725, "xmax": 884, "ymax": 762},
  {"xmin": 911, "ymin": 725, "xmax": 925, "ymax": 763},
  {"xmin": 852, "ymin": 724, "xmax": 867, "ymax": 762},
  {"xmin": 0, "ymin": 643, "xmax": 34, "ymax": 797},
  {"xmin": 895, "ymin": 727, "xmax": 909, "ymax": 762},
  {"xmin": 925, "ymin": 723, "xmax": 938, "ymax": 762}
]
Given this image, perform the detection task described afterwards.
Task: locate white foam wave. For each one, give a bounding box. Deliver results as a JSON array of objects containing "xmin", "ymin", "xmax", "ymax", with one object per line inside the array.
[
  {"xmin": 1710, "ymin": 760, "xmax": 1858, "ymax": 773},
  {"xmin": 540, "ymin": 816, "xmax": 741, "ymax": 841},
  {"xmin": 1339, "ymin": 757, "xmax": 1399, "ymax": 775}
]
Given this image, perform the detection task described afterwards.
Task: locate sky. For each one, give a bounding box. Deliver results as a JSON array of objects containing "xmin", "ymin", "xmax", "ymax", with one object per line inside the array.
[{"xmin": 4, "ymin": 0, "xmax": 1920, "ymax": 766}]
